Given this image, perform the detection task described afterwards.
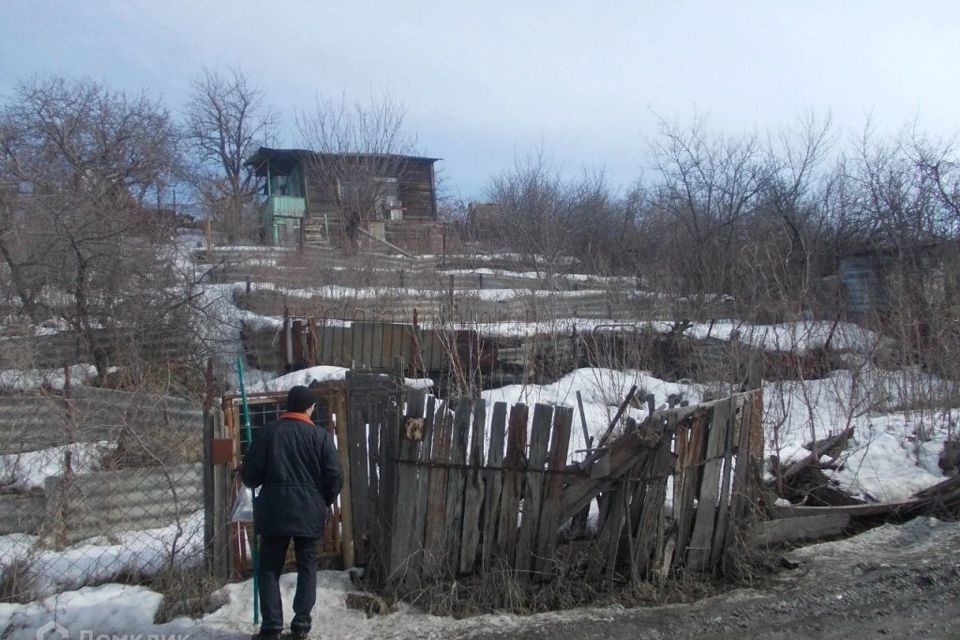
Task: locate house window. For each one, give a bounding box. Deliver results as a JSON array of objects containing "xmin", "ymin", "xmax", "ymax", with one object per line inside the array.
[
  {"xmin": 337, "ymin": 176, "xmax": 403, "ymax": 221},
  {"xmin": 374, "ymin": 177, "xmax": 402, "ymax": 221}
]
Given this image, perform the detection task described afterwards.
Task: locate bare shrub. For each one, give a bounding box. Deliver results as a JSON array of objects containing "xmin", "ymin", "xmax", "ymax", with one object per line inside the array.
[{"xmin": 0, "ymin": 556, "xmax": 37, "ymax": 604}]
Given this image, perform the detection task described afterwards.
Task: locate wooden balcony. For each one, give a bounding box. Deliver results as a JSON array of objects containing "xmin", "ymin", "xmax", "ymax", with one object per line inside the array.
[{"xmin": 262, "ymin": 195, "xmax": 306, "ymax": 218}]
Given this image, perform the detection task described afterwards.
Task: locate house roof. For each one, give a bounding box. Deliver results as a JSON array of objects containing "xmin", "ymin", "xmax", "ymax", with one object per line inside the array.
[{"xmin": 244, "ymin": 147, "xmax": 440, "ymax": 175}]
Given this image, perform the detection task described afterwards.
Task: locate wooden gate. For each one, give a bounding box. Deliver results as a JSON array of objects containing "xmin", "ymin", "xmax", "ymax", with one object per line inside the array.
[{"xmin": 208, "ymin": 381, "xmax": 350, "ymax": 577}]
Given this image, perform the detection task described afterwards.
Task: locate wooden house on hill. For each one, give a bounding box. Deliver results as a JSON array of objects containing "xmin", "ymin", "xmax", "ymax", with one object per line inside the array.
[{"xmin": 244, "ymin": 147, "xmax": 441, "ymax": 253}]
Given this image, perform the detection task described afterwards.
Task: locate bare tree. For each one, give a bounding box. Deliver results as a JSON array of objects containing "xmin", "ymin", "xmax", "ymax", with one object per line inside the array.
[
  {"xmin": 185, "ymin": 68, "xmax": 277, "ymax": 243},
  {"xmin": 645, "ymin": 115, "xmax": 771, "ymax": 307},
  {"xmin": 486, "ymin": 151, "xmax": 619, "ymax": 280},
  {"xmin": 297, "ymin": 92, "xmax": 417, "ymax": 251},
  {"xmin": 0, "ymin": 76, "xmax": 198, "ymax": 382}
]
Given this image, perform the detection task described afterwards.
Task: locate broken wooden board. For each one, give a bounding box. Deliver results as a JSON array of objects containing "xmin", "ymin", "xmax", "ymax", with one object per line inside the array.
[
  {"xmin": 750, "ymin": 513, "xmax": 850, "ymax": 546},
  {"xmin": 768, "ymin": 502, "xmax": 919, "ymax": 519}
]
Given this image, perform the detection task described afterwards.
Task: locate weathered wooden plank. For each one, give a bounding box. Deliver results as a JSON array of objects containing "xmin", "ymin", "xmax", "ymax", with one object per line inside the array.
[
  {"xmin": 633, "ymin": 439, "xmax": 674, "ymax": 578},
  {"xmin": 404, "ymin": 394, "xmax": 436, "ymax": 590},
  {"xmin": 560, "ymin": 424, "xmax": 665, "ymax": 523},
  {"xmin": 709, "ymin": 396, "xmax": 739, "ymax": 569},
  {"xmin": 515, "ymin": 403, "xmax": 553, "ymax": 575},
  {"xmin": 443, "ymin": 399, "xmax": 472, "ymax": 573},
  {"xmin": 534, "ymin": 406, "xmax": 573, "ymax": 574},
  {"xmin": 723, "ymin": 390, "xmax": 762, "ymax": 563},
  {"xmin": 422, "ymin": 401, "xmax": 452, "ymax": 579},
  {"xmin": 459, "ymin": 400, "xmax": 487, "ymax": 574},
  {"xmin": 587, "ymin": 484, "xmax": 625, "ymax": 586},
  {"xmin": 367, "ymin": 401, "xmax": 380, "ymax": 510},
  {"xmin": 673, "ymin": 411, "xmax": 707, "ymax": 564},
  {"xmin": 332, "ymin": 391, "xmax": 354, "ymax": 569},
  {"xmin": 686, "ymin": 400, "xmax": 731, "ymax": 572},
  {"xmin": 750, "ymin": 513, "xmax": 850, "ymax": 546},
  {"xmin": 768, "ymin": 503, "xmax": 917, "ymax": 519},
  {"xmin": 389, "ymin": 389, "xmax": 426, "ymax": 586},
  {"xmin": 374, "ymin": 395, "xmax": 402, "ymax": 584},
  {"xmin": 481, "ymin": 402, "xmax": 508, "ymax": 569},
  {"xmin": 347, "ymin": 388, "xmax": 370, "ymax": 566},
  {"xmin": 495, "ymin": 403, "xmax": 528, "ymax": 565}
]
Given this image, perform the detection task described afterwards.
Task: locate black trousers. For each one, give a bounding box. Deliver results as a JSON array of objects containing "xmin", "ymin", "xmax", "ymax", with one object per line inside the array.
[{"xmin": 257, "ymin": 535, "xmax": 319, "ymax": 634}]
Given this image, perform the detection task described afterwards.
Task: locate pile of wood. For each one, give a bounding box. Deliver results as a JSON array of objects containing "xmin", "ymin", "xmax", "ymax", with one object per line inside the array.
[
  {"xmin": 755, "ymin": 429, "xmax": 960, "ymax": 546},
  {"xmin": 768, "ymin": 427, "xmax": 861, "ymax": 507}
]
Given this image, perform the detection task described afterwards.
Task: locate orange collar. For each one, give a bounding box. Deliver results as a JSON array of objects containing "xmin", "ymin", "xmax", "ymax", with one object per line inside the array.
[{"xmin": 279, "ymin": 412, "xmax": 314, "ymax": 426}]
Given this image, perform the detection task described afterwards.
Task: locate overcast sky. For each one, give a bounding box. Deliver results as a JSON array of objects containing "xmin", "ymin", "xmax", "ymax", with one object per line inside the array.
[{"xmin": 2, "ymin": 1, "xmax": 958, "ymax": 198}]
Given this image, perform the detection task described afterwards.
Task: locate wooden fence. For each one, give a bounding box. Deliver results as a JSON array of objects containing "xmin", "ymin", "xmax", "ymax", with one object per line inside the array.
[{"xmin": 343, "ymin": 374, "xmax": 764, "ymax": 592}]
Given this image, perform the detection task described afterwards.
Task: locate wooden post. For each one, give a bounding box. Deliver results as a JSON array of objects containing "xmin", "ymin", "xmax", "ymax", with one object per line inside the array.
[
  {"xmin": 203, "ymin": 409, "xmax": 215, "ymax": 573},
  {"xmin": 575, "ymin": 390, "xmax": 590, "ymax": 448}
]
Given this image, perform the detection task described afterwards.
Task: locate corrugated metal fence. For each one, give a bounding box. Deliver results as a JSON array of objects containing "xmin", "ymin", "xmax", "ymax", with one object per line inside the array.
[{"xmin": 0, "ymin": 387, "xmax": 205, "ymax": 601}]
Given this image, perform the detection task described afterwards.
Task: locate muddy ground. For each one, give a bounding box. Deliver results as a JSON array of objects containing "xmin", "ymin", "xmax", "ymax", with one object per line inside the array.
[{"xmin": 446, "ymin": 518, "xmax": 960, "ymax": 640}]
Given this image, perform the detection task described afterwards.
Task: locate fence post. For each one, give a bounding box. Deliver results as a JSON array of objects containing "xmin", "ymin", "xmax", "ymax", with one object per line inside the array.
[{"xmin": 203, "ymin": 408, "xmax": 215, "ymax": 573}]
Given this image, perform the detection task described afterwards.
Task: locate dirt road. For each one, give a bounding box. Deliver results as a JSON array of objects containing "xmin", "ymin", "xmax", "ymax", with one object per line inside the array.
[{"xmin": 450, "ymin": 518, "xmax": 960, "ymax": 640}]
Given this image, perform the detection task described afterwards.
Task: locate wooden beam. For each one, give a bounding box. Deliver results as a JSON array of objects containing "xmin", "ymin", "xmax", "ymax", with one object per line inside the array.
[{"xmin": 750, "ymin": 513, "xmax": 850, "ymax": 546}]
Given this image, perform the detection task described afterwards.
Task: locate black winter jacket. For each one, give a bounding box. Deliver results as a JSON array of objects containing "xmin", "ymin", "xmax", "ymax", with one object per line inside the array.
[{"xmin": 240, "ymin": 412, "xmax": 343, "ymax": 537}]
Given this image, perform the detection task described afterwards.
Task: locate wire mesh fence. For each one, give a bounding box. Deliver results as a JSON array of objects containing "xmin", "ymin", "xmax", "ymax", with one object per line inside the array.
[{"xmin": 0, "ymin": 386, "xmax": 206, "ymax": 604}]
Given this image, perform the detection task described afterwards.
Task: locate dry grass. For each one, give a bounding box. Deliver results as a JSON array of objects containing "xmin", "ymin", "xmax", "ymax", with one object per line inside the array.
[
  {"xmin": 152, "ymin": 566, "xmax": 227, "ymax": 623},
  {"xmin": 0, "ymin": 557, "xmax": 37, "ymax": 604}
]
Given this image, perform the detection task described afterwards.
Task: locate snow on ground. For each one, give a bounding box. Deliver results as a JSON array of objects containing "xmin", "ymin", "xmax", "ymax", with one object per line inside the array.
[
  {"xmin": 0, "ymin": 442, "xmax": 112, "ymax": 491},
  {"xmin": 439, "ymin": 267, "xmax": 638, "ymax": 287},
  {"xmin": 481, "ymin": 367, "xmax": 703, "ymax": 462},
  {"xmin": 4, "ymin": 519, "xmax": 960, "ymax": 639},
  {"xmin": 689, "ymin": 320, "xmax": 884, "ymax": 354},
  {"xmin": 191, "ymin": 283, "xmax": 283, "ymax": 389},
  {"xmin": 253, "ymin": 366, "xmax": 434, "ymax": 393},
  {"xmin": 476, "ymin": 364, "xmax": 952, "ymax": 504},
  {"xmin": 242, "ymin": 280, "xmax": 626, "ymax": 303},
  {"xmin": 257, "ymin": 365, "xmax": 350, "ymax": 391},
  {"xmin": 201, "ymin": 245, "xmax": 293, "ymax": 253},
  {"xmin": 764, "ymin": 365, "xmax": 956, "ymax": 502},
  {"xmin": 0, "ymin": 567, "xmax": 518, "ymax": 640},
  {"xmin": 0, "ymin": 510, "xmax": 205, "ymax": 599},
  {"xmin": 0, "ymin": 364, "xmax": 102, "ymax": 392}
]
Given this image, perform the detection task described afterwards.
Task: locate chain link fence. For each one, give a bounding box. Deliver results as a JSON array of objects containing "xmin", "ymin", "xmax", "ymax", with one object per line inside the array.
[{"xmin": 0, "ymin": 386, "xmax": 206, "ymax": 607}]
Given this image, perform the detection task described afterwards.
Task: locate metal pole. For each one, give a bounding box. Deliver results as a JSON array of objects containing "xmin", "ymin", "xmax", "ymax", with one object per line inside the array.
[{"xmin": 236, "ymin": 356, "xmax": 260, "ymax": 625}]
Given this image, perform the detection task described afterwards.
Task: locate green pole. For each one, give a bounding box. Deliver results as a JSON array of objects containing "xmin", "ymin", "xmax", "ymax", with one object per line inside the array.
[{"xmin": 236, "ymin": 356, "xmax": 260, "ymax": 625}]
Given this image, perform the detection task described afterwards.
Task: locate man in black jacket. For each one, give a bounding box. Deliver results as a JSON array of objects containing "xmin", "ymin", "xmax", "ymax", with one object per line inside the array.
[{"xmin": 241, "ymin": 385, "xmax": 343, "ymax": 640}]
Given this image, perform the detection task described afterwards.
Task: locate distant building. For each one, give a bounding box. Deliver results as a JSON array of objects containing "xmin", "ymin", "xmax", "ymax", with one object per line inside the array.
[
  {"xmin": 244, "ymin": 147, "xmax": 441, "ymax": 253},
  {"xmin": 838, "ymin": 240, "xmax": 960, "ymax": 320},
  {"xmin": 467, "ymin": 202, "xmax": 505, "ymax": 241}
]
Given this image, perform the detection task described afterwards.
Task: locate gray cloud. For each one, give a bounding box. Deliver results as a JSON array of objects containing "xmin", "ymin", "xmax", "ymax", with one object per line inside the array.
[{"xmin": 2, "ymin": 0, "xmax": 958, "ymax": 196}]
